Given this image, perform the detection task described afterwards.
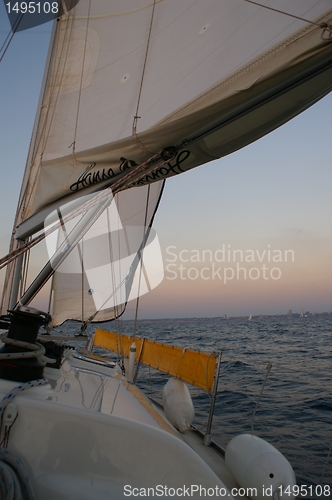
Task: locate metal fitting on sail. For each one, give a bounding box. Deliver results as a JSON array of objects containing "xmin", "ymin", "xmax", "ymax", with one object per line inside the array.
[
  {"xmin": 160, "ymin": 146, "xmax": 178, "ymax": 161},
  {"xmin": 321, "ymin": 23, "xmax": 332, "ymax": 40}
]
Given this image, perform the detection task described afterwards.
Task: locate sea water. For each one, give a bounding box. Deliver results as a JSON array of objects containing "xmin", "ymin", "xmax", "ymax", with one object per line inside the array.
[{"xmin": 62, "ymin": 315, "xmax": 332, "ymax": 489}]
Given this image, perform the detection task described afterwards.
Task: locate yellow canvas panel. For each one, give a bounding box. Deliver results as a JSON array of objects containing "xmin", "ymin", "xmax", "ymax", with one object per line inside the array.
[
  {"xmin": 94, "ymin": 329, "xmax": 143, "ymax": 356},
  {"xmin": 94, "ymin": 329, "xmax": 218, "ymax": 392},
  {"xmin": 140, "ymin": 340, "xmax": 216, "ymax": 392}
]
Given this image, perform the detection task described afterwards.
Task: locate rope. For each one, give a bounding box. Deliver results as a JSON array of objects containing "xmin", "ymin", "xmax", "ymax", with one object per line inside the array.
[
  {"xmin": 243, "ymin": 0, "xmax": 332, "ymax": 38},
  {"xmin": 0, "ymin": 334, "xmax": 56, "ymax": 365},
  {"xmin": 0, "ymin": 379, "xmax": 48, "ymax": 417},
  {"xmin": 251, "ymin": 362, "xmax": 272, "ymax": 433},
  {"xmin": 0, "ymin": 449, "xmax": 35, "ymax": 500},
  {"xmin": 0, "ymin": 149, "xmax": 176, "ymax": 273},
  {"xmin": 133, "ymin": 185, "xmax": 151, "ymax": 339}
]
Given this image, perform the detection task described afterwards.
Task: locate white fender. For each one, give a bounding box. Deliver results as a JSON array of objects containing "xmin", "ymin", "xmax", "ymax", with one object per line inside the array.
[
  {"xmin": 225, "ymin": 434, "xmax": 296, "ymax": 500},
  {"xmin": 162, "ymin": 378, "xmax": 195, "ymax": 433},
  {"xmin": 127, "ymin": 342, "xmax": 136, "ymax": 383}
]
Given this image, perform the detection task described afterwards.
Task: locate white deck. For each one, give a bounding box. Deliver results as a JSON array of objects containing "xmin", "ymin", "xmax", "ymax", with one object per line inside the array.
[{"xmin": 0, "ymin": 349, "xmax": 237, "ymax": 499}]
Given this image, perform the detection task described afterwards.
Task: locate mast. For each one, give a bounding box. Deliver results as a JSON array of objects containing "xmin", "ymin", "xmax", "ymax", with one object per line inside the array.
[
  {"xmin": 2, "ymin": 0, "xmax": 332, "ymax": 320},
  {"xmin": 2, "ymin": 19, "xmax": 59, "ymax": 314}
]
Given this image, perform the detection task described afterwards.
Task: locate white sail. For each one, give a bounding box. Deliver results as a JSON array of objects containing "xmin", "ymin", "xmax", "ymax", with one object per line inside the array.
[
  {"xmin": 14, "ymin": 0, "xmax": 332, "ymax": 226},
  {"xmin": 2, "ymin": 0, "xmax": 332, "ymax": 316},
  {"xmin": 48, "ymin": 183, "xmax": 164, "ymax": 325}
]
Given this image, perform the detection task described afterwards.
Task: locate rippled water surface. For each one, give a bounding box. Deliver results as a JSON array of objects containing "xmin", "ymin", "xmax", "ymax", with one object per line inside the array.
[{"xmin": 63, "ymin": 315, "xmax": 332, "ymax": 489}]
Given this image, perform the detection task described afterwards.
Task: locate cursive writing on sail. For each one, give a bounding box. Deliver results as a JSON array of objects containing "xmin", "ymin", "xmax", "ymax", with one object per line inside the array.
[
  {"xmin": 69, "ymin": 158, "xmax": 138, "ymax": 192},
  {"xmin": 135, "ymin": 150, "xmax": 191, "ymax": 186}
]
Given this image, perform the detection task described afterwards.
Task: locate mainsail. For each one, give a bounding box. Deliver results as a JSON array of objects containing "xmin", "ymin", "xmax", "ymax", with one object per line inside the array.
[{"xmin": 2, "ymin": 0, "xmax": 332, "ymax": 320}]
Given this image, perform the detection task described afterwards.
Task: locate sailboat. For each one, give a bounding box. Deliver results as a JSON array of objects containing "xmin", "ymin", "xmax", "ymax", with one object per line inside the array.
[{"xmin": 1, "ymin": 0, "xmax": 332, "ymax": 498}]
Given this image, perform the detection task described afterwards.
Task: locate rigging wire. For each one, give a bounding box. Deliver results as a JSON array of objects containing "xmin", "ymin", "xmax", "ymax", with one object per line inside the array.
[
  {"xmin": 251, "ymin": 362, "xmax": 272, "ymax": 434},
  {"xmin": 132, "ymin": 0, "xmax": 157, "ymax": 151},
  {"xmin": 217, "ymin": 359, "xmax": 332, "ymax": 479},
  {"xmin": 114, "ymin": 194, "xmax": 125, "ymax": 321},
  {"xmin": 81, "ymin": 236, "xmax": 85, "ymax": 324},
  {"xmin": 20, "ymin": 239, "xmax": 30, "ymax": 296},
  {"xmin": 71, "ymin": 0, "xmax": 92, "ymax": 160},
  {"xmin": 107, "ymin": 194, "xmax": 127, "ymax": 369},
  {"xmin": 318, "ymin": 442, "xmax": 332, "ymax": 484},
  {"xmin": 0, "ymin": 13, "xmax": 24, "ymax": 63},
  {"xmin": 0, "ymin": 149, "xmax": 176, "ymax": 273},
  {"xmin": 77, "ymin": 194, "xmax": 129, "ymax": 334},
  {"xmin": 242, "ymin": 0, "xmax": 332, "ymax": 37},
  {"xmin": 4, "ymin": 0, "xmax": 329, "ymax": 279},
  {"xmin": 106, "ymin": 201, "xmax": 124, "ymax": 366},
  {"xmin": 133, "ymin": 185, "xmax": 151, "ymax": 339}
]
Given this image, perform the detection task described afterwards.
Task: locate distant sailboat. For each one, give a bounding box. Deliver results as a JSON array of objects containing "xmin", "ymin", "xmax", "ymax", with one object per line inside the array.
[{"xmin": 249, "ymin": 313, "xmax": 253, "ymax": 321}]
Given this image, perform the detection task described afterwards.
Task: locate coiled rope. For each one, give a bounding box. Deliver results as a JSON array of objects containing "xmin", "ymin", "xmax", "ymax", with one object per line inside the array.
[
  {"xmin": 0, "ymin": 333, "xmax": 56, "ymax": 365},
  {"xmin": 0, "ymin": 448, "xmax": 35, "ymax": 500}
]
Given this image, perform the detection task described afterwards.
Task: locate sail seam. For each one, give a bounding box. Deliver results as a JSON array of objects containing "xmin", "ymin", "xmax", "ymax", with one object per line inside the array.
[
  {"xmin": 158, "ymin": 10, "xmax": 332, "ymax": 126},
  {"xmin": 72, "ymin": 0, "xmax": 163, "ymax": 20},
  {"xmin": 243, "ymin": 0, "xmax": 332, "ymax": 33},
  {"xmin": 20, "ymin": 12, "xmax": 76, "ymax": 224},
  {"xmin": 132, "ymin": 0, "xmax": 157, "ymax": 154},
  {"xmin": 72, "ymin": 0, "xmax": 92, "ymax": 162}
]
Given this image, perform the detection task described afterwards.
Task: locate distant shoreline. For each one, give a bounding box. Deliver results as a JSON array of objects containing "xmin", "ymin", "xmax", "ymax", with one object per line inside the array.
[{"xmin": 123, "ymin": 311, "xmax": 332, "ymax": 323}]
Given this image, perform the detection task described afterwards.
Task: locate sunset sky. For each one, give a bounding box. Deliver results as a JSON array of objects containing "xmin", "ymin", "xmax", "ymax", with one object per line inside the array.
[{"xmin": 1, "ymin": 5, "xmax": 331, "ymax": 319}]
